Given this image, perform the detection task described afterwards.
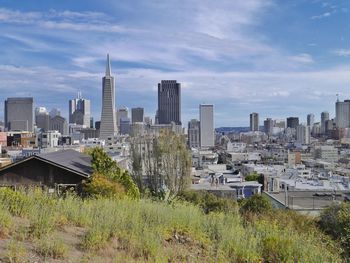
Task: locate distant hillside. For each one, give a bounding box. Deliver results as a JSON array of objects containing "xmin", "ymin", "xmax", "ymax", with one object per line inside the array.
[{"xmin": 215, "ymin": 127, "xmax": 250, "ymax": 134}]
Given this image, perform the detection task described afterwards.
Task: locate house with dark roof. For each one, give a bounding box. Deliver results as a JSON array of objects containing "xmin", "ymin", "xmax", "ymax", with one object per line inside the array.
[{"xmin": 0, "ymin": 150, "xmax": 93, "ymax": 189}]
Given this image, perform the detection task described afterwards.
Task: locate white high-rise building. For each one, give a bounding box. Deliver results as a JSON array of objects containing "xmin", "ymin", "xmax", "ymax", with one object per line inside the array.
[
  {"xmin": 336, "ymin": 100, "xmax": 350, "ymax": 128},
  {"xmin": 296, "ymin": 124, "xmax": 310, "ymax": 145},
  {"xmin": 69, "ymin": 92, "xmax": 91, "ymax": 127},
  {"xmin": 99, "ymin": 54, "xmax": 117, "ymax": 143},
  {"xmin": 199, "ymin": 104, "xmax": 214, "ymax": 148}
]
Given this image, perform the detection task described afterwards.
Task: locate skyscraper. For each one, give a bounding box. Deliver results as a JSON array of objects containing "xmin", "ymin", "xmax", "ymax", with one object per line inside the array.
[
  {"xmin": 69, "ymin": 92, "xmax": 91, "ymax": 127},
  {"xmin": 158, "ymin": 80, "xmax": 181, "ymax": 125},
  {"xmin": 321, "ymin": 111, "xmax": 329, "ymax": 134},
  {"xmin": 264, "ymin": 118, "xmax": 273, "ymax": 135},
  {"xmin": 117, "ymin": 106, "xmax": 128, "ymax": 129},
  {"xmin": 307, "ymin": 114, "xmax": 315, "ymax": 127},
  {"xmin": 188, "ymin": 119, "xmax": 200, "ymax": 148},
  {"xmin": 99, "ymin": 54, "xmax": 117, "ymax": 143},
  {"xmin": 200, "ymin": 104, "xmax": 214, "ymax": 148},
  {"xmin": 286, "ymin": 117, "xmax": 299, "ymax": 129},
  {"xmin": 131, "ymin": 107, "xmax": 144, "ymax": 123},
  {"xmin": 5, "ymin": 97, "xmax": 34, "ymax": 132},
  {"xmin": 296, "ymin": 124, "xmax": 311, "ymax": 145},
  {"xmin": 335, "ymin": 100, "xmax": 350, "ymax": 128},
  {"xmin": 35, "ymin": 107, "xmax": 50, "ymax": 132},
  {"xmin": 250, "ymin": 113, "xmax": 259, "ymax": 131}
]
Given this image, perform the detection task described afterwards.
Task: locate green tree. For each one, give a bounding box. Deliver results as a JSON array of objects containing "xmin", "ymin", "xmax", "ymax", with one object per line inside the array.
[
  {"xmin": 85, "ymin": 147, "xmax": 140, "ymax": 199},
  {"xmin": 245, "ymin": 172, "xmax": 259, "ymax": 181}
]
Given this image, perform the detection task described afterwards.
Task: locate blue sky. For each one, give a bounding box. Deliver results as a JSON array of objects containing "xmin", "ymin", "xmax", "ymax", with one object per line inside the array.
[{"xmin": 0, "ymin": 0, "xmax": 350, "ymax": 127}]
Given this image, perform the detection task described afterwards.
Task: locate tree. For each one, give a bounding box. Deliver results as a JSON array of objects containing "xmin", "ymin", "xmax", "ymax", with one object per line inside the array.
[
  {"xmin": 130, "ymin": 130, "xmax": 191, "ymax": 200},
  {"xmin": 85, "ymin": 147, "xmax": 140, "ymax": 199}
]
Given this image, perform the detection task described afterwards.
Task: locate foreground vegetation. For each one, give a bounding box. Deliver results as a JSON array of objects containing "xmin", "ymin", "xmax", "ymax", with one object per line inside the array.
[{"xmin": 0, "ymin": 188, "xmax": 343, "ymax": 262}]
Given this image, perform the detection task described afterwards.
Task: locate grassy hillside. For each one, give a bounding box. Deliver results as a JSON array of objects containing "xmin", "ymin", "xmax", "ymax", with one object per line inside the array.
[{"xmin": 0, "ymin": 188, "xmax": 342, "ymax": 262}]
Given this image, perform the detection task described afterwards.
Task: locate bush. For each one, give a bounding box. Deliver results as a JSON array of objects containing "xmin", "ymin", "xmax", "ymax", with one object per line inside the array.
[
  {"xmin": 319, "ymin": 202, "xmax": 350, "ymax": 257},
  {"xmin": 82, "ymin": 173, "xmax": 126, "ymax": 199},
  {"xmin": 245, "ymin": 172, "xmax": 259, "ymax": 181},
  {"xmin": 239, "ymin": 194, "xmax": 272, "ymax": 215},
  {"xmin": 178, "ymin": 190, "xmax": 238, "ymax": 214}
]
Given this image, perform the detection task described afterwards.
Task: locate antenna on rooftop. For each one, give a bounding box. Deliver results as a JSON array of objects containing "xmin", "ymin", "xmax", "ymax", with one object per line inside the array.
[{"xmin": 336, "ymin": 93, "xmax": 339, "ymax": 102}]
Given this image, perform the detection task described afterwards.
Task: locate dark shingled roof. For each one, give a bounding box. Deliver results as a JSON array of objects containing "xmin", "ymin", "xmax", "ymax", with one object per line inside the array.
[{"xmin": 37, "ymin": 149, "xmax": 93, "ymax": 177}]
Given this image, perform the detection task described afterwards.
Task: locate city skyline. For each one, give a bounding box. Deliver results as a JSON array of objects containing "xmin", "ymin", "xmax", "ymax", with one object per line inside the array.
[{"xmin": 0, "ymin": 1, "xmax": 350, "ymax": 126}]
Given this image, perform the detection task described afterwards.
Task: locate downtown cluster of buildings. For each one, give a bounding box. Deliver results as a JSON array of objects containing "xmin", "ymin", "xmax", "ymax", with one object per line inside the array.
[{"xmin": 0, "ymin": 55, "xmax": 214, "ymax": 166}]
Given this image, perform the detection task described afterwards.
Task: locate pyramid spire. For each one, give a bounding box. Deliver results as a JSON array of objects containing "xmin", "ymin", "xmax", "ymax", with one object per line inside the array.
[{"xmin": 106, "ymin": 53, "xmax": 111, "ymax": 77}]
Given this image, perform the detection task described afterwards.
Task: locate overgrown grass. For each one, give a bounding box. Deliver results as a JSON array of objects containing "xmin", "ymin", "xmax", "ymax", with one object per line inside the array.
[
  {"xmin": 0, "ymin": 188, "xmax": 343, "ymax": 262},
  {"xmin": 35, "ymin": 236, "xmax": 68, "ymax": 259}
]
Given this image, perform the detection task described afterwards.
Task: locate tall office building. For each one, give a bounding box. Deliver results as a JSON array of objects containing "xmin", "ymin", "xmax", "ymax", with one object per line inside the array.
[
  {"xmin": 5, "ymin": 97, "xmax": 34, "ymax": 132},
  {"xmin": 286, "ymin": 117, "xmax": 299, "ymax": 129},
  {"xmin": 250, "ymin": 113, "xmax": 259, "ymax": 131},
  {"xmin": 200, "ymin": 104, "xmax": 214, "ymax": 148},
  {"xmin": 49, "ymin": 108, "xmax": 61, "ymax": 118},
  {"xmin": 188, "ymin": 119, "xmax": 200, "ymax": 148},
  {"xmin": 296, "ymin": 124, "xmax": 311, "ymax": 145},
  {"xmin": 274, "ymin": 119, "xmax": 286, "ymax": 129},
  {"xmin": 35, "ymin": 107, "xmax": 50, "ymax": 132},
  {"xmin": 307, "ymin": 114, "xmax": 315, "ymax": 127},
  {"xmin": 50, "ymin": 115, "xmax": 68, "ymax": 135},
  {"xmin": 69, "ymin": 92, "xmax": 91, "ymax": 127},
  {"xmin": 99, "ymin": 54, "xmax": 117, "ymax": 142},
  {"xmin": 117, "ymin": 106, "xmax": 128, "ymax": 129},
  {"xmin": 158, "ymin": 80, "xmax": 181, "ymax": 125},
  {"xmin": 321, "ymin": 111, "xmax": 329, "ymax": 134},
  {"xmin": 335, "ymin": 100, "xmax": 350, "ymax": 128},
  {"xmin": 131, "ymin": 107, "xmax": 144, "ymax": 123},
  {"xmin": 264, "ymin": 118, "xmax": 273, "ymax": 135}
]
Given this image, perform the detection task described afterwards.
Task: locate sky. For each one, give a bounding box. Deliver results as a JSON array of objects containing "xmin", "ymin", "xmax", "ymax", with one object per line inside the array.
[{"xmin": 0, "ymin": 0, "xmax": 350, "ymax": 127}]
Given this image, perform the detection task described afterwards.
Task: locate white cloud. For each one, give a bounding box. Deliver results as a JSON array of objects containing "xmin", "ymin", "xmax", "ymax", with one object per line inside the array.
[
  {"xmin": 311, "ymin": 12, "xmax": 331, "ymax": 19},
  {"xmin": 288, "ymin": 53, "xmax": 314, "ymax": 64},
  {"xmin": 332, "ymin": 49, "xmax": 350, "ymax": 57}
]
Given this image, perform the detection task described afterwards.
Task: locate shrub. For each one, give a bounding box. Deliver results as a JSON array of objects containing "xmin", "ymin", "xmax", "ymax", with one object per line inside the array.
[
  {"xmin": 239, "ymin": 194, "xmax": 272, "ymax": 215},
  {"xmin": 178, "ymin": 190, "xmax": 238, "ymax": 214},
  {"xmin": 319, "ymin": 202, "xmax": 350, "ymax": 257},
  {"xmin": 82, "ymin": 173, "xmax": 126, "ymax": 199}
]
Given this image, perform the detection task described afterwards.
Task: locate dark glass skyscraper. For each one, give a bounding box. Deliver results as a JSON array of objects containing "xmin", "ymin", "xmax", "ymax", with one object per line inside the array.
[{"xmin": 157, "ymin": 80, "xmax": 181, "ymax": 125}]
